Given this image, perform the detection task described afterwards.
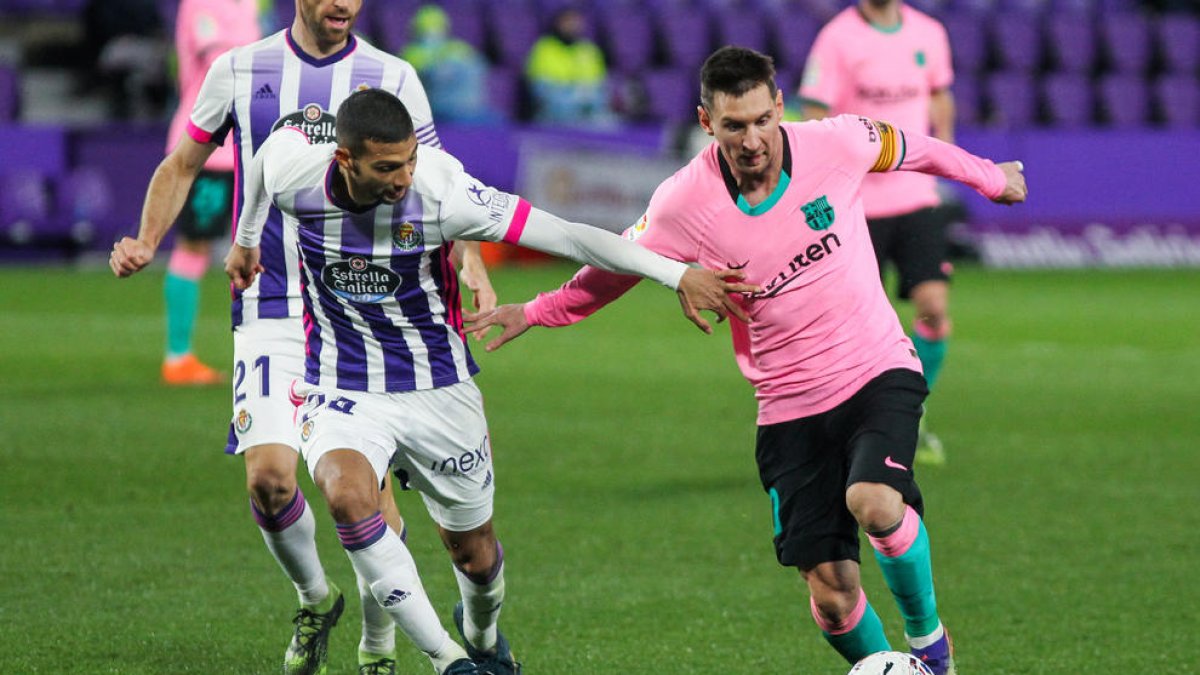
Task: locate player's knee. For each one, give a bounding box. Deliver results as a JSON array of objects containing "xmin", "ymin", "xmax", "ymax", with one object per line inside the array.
[
  {"xmin": 245, "ymin": 461, "xmax": 298, "ymax": 514},
  {"xmin": 319, "ymin": 479, "xmax": 379, "ymax": 525},
  {"xmin": 807, "ymin": 580, "xmax": 861, "ymax": 626},
  {"xmin": 444, "ymin": 528, "xmax": 498, "ymax": 581},
  {"xmin": 846, "ymin": 482, "xmax": 904, "ymax": 533}
]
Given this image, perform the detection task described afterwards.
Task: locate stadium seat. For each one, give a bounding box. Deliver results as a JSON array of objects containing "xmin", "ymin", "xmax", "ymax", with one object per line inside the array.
[
  {"xmin": 0, "ymin": 64, "xmax": 19, "ymax": 122},
  {"xmin": 1097, "ymin": 73, "xmax": 1149, "ymax": 127},
  {"xmin": 1046, "ymin": 13, "xmax": 1098, "ymax": 73},
  {"xmin": 488, "ymin": 5, "xmax": 541, "ymax": 68},
  {"xmin": 990, "ymin": 12, "xmax": 1044, "ymax": 73},
  {"xmin": 372, "ymin": 2, "xmax": 419, "ymax": 54},
  {"xmin": 654, "ymin": 7, "xmax": 713, "ymax": 70},
  {"xmin": 1098, "ymin": 12, "xmax": 1152, "ymax": 75},
  {"xmin": 596, "ymin": 7, "xmax": 656, "ymax": 75},
  {"xmin": 942, "ymin": 12, "xmax": 989, "ymax": 75},
  {"xmin": 0, "ymin": 170, "xmax": 52, "ymax": 246},
  {"xmin": 767, "ymin": 9, "xmax": 820, "ymax": 74},
  {"xmin": 713, "ymin": 8, "xmax": 770, "ymax": 54},
  {"xmin": 986, "ymin": 71, "xmax": 1038, "ymax": 127},
  {"xmin": 54, "ymin": 165, "xmax": 114, "ymax": 247},
  {"xmin": 952, "ymin": 74, "xmax": 983, "ymax": 127},
  {"xmin": 641, "ymin": 68, "xmax": 697, "ymax": 123},
  {"xmin": 1042, "ymin": 72, "xmax": 1095, "ymax": 126},
  {"xmin": 1155, "ymin": 74, "xmax": 1199, "ymax": 128},
  {"xmin": 486, "ymin": 66, "xmax": 520, "ymax": 120},
  {"xmin": 1157, "ymin": 14, "xmax": 1200, "ymax": 75},
  {"xmin": 442, "ymin": 2, "xmax": 489, "ymax": 54}
]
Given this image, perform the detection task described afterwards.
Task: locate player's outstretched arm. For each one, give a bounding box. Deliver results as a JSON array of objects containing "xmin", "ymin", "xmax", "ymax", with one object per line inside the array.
[
  {"xmin": 464, "ymin": 304, "xmax": 530, "ymax": 352},
  {"xmin": 111, "ymin": 136, "xmax": 215, "ymax": 278},
  {"xmin": 993, "ymin": 161, "xmax": 1028, "ymax": 204},
  {"xmin": 452, "ymin": 241, "xmax": 498, "ymax": 317},
  {"xmin": 890, "ymin": 129, "xmax": 1027, "ymax": 205}
]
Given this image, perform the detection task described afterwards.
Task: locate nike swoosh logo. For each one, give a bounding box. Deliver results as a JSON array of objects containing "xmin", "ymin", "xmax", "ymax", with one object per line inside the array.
[{"xmin": 884, "ymin": 456, "xmax": 908, "ymax": 471}]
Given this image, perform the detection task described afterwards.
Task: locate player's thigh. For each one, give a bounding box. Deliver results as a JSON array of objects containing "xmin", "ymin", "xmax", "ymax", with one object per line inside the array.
[
  {"xmin": 890, "ymin": 207, "xmax": 951, "ymax": 300},
  {"xmin": 177, "ymin": 170, "xmax": 234, "ymax": 241},
  {"xmin": 844, "ymin": 368, "xmax": 928, "ymax": 515},
  {"xmin": 756, "ymin": 415, "xmax": 860, "ymax": 570},
  {"xmin": 297, "ymin": 388, "xmax": 397, "ymax": 496},
  {"xmin": 229, "ymin": 317, "xmax": 307, "ymax": 456},
  {"xmin": 389, "ymin": 381, "xmax": 495, "ymax": 533}
]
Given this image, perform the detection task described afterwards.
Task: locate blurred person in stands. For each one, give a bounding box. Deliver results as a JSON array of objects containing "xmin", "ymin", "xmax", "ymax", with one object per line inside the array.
[
  {"xmin": 83, "ymin": 0, "xmax": 169, "ymax": 118},
  {"xmin": 403, "ymin": 4, "xmax": 500, "ymax": 124},
  {"xmin": 525, "ymin": 7, "xmax": 615, "ymax": 126},
  {"xmin": 799, "ymin": 0, "xmax": 957, "ymax": 466},
  {"xmin": 159, "ymin": 0, "xmax": 261, "ymax": 385}
]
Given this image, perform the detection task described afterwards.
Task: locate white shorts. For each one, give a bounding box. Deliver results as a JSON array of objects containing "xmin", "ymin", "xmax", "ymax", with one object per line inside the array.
[
  {"xmin": 227, "ymin": 317, "xmax": 307, "ymax": 455},
  {"xmin": 297, "ymin": 380, "xmax": 495, "ymax": 532}
]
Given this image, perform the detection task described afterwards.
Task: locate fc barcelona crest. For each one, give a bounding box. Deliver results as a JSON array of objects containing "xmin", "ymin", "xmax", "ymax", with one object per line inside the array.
[
  {"xmin": 393, "ymin": 221, "xmax": 423, "ymax": 251},
  {"xmin": 801, "ymin": 195, "xmax": 835, "ymax": 231}
]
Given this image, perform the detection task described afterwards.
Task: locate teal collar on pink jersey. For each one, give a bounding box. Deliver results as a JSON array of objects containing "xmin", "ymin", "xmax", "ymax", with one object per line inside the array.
[{"xmin": 718, "ymin": 127, "xmax": 793, "ymax": 217}]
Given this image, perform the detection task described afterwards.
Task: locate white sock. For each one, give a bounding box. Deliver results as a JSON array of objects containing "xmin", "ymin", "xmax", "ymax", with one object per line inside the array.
[
  {"xmin": 357, "ymin": 571, "xmax": 396, "ymax": 656},
  {"xmin": 343, "ymin": 524, "xmax": 467, "ymax": 666},
  {"xmin": 452, "ymin": 551, "xmax": 505, "ymax": 653},
  {"xmin": 253, "ymin": 491, "xmax": 329, "ymax": 606},
  {"xmin": 908, "ymin": 621, "xmax": 945, "ymax": 648}
]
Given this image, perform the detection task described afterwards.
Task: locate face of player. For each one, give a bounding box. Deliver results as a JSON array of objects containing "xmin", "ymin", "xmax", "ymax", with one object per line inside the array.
[
  {"xmin": 698, "ymin": 83, "xmax": 785, "ymax": 180},
  {"xmin": 296, "ymin": 0, "xmax": 361, "ymax": 50},
  {"xmin": 337, "ymin": 136, "xmax": 419, "ymax": 206}
]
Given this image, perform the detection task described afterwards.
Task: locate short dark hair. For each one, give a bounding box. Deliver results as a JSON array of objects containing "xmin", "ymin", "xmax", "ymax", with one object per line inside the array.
[
  {"xmin": 335, "ymin": 88, "xmax": 415, "ymax": 157},
  {"xmin": 699, "ymin": 46, "xmax": 778, "ymax": 111}
]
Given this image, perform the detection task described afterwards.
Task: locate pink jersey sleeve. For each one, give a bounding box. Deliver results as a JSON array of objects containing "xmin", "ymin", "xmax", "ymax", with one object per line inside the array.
[
  {"xmin": 899, "ymin": 132, "xmax": 1006, "ymax": 199},
  {"xmin": 798, "ymin": 23, "xmax": 847, "ymax": 109}
]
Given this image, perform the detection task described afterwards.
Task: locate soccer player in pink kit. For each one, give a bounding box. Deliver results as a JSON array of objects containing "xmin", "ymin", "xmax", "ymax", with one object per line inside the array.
[
  {"xmin": 799, "ymin": 0, "xmax": 958, "ymax": 465},
  {"xmin": 466, "ymin": 47, "xmax": 1027, "ymax": 674},
  {"xmin": 160, "ymin": 0, "xmax": 260, "ymax": 385}
]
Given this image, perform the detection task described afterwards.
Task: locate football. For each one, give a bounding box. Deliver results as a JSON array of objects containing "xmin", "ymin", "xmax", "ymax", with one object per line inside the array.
[{"xmin": 848, "ymin": 651, "xmax": 934, "ymax": 675}]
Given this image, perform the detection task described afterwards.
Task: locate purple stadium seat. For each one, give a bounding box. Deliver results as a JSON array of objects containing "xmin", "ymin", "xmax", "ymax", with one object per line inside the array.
[
  {"xmin": 1041, "ymin": 72, "xmax": 1095, "ymax": 126},
  {"xmin": 372, "ymin": 2, "xmax": 419, "ymax": 53},
  {"xmin": 985, "ymin": 71, "xmax": 1038, "ymax": 127},
  {"xmin": 55, "ymin": 166, "xmax": 115, "ymax": 246},
  {"xmin": 596, "ymin": 7, "xmax": 656, "ymax": 75},
  {"xmin": 442, "ymin": 3, "xmax": 488, "ymax": 54},
  {"xmin": 990, "ymin": 12, "xmax": 1044, "ymax": 72},
  {"xmin": 1157, "ymin": 15, "xmax": 1200, "ymax": 75},
  {"xmin": 0, "ymin": 170, "xmax": 52, "ymax": 245},
  {"xmin": 952, "ymin": 74, "xmax": 983, "ymax": 127},
  {"xmin": 642, "ymin": 68, "xmax": 697, "ymax": 123},
  {"xmin": 486, "ymin": 66, "xmax": 520, "ymax": 120},
  {"xmin": 941, "ymin": 12, "xmax": 988, "ymax": 74},
  {"xmin": 1155, "ymin": 75, "xmax": 1199, "ymax": 128},
  {"xmin": 489, "ymin": 5, "xmax": 541, "ymax": 68},
  {"xmin": 714, "ymin": 8, "xmax": 769, "ymax": 54},
  {"xmin": 655, "ymin": 7, "xmax": 713, "ymax": 70},
  {"xmin": 1046, "ymin": 13, "xmax": 1098, "ymax": 73},
  {"xmin": 1097, "ymin": 73, "xmax": 1149, "ymax": 127},
  {"xmin": 768, "ymin": 9, "xmax": 820, "ymax": 73},
  {"xmin": 0, "ymin": 64, "xmax": 19, "ymax": 122},
  {"xmin": 1099, "ymin": 13, "xmax": 1151, "ymax": 75}
]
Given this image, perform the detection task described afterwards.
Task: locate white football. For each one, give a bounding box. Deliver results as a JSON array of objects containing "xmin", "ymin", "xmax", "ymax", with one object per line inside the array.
[{"xmin": 848, "ymin": 650, "xmax": 934, "ymax": 675}]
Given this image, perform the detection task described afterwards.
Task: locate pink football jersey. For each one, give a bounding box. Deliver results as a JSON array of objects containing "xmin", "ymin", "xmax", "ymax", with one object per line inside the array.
[{"xmin": 800, "ymin": 5, "xmax": 953, "ymax": 218}]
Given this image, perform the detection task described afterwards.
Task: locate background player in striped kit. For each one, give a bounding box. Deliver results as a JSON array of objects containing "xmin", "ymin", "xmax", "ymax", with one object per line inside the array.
[
  {"xmin": 109, "ymin": 2, "xmax": 494, "ymax": 673},
  {"xmin": 464, "ymin": 47, "xmax": 1027, "ymax": 675},
  {"xmin": 799, "ymin": 0, "xmax": 958, "ymax": 465},
  {"xmin": 159, "ymin": 0, "xmax": 260, "ymax": 386},
  {"xmin": 225, "ymin": 88, "xmax": 757, "ymax": 675}
]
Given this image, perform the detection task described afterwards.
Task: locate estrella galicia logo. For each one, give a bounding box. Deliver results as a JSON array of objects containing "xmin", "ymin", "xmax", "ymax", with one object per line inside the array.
[
  {"xmin": 271, "ymin": 103, "xmax": 336, "ymax": 143},
  {"xmin": 392, "ymin": 221, "xmax": 423, "ymax": 251},
  {"xmin": 466, "ymin": 182, "xmax": 492, "ymax": 206},
  {"xmin": 382, "ymin": 589, "xmax": 411, "ymax": 607},
  {"xmin": 322, "ymin": 256, "xmax": 401, "ymax": 303},
  {"xmin": 801, "ymin": 195, "xmax": 835, "ymax": 231}
]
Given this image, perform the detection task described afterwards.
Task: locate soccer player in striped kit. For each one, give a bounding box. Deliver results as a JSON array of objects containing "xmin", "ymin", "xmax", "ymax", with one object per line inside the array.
[
  {"xmin": 110, "ymin": 2, "xmax": 494, "ymax": 673},
  {"xmin": 464, "ymin": 47, "xmax": 1027, "ymax": 675},
  {"xmin": 224, "ymin": 88, "xmax": 756, "ymax": 675}
]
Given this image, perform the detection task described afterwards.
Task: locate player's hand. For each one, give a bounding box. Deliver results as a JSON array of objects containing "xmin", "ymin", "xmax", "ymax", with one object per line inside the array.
[
  {"xmin": 459, "ymin": 250, "xmax": 498, "ymax": 318},
  {"xmin": 993, "ymin": 160, "xmax": 1028, "ymax": 205},
  {"xmin": 224, "ymin": 244, "xmax": 264, "ymax": 290},
  {"xmin": 675, "ymin": 267, "xmax": 761, "ymax": 334},
  {"xmin": 464, "ymin": 303, "xmax": 530, "ymax": 352},
  {"xmin": 110, "ymin": 237, "xmax": 155, "ymax": 278}
]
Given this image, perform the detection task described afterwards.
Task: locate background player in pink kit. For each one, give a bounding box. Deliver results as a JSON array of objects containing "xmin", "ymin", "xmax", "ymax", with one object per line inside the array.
[
  {"xmin": 466, "ymin": 47, "xmax": 1026, "ymax": 674},
  {"xmin": 799, "ymin": 0, "xmax": 958, "ymax": 464},
  {"xmin": 160, "ymin": 0, "xmax": 260, "ymax": 385},
  {"xmin": 109, "ymin": 1, "xmax": 495, "ymax": 673}
]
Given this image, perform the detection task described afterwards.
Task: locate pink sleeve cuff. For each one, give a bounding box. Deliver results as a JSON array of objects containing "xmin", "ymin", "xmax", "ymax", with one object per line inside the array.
[{"xmin": 186, "ymin": 120, "xmax": 214, "ymax": 144}]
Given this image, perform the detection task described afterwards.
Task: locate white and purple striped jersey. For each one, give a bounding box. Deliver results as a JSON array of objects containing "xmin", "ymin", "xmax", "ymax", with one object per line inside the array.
[
  {"xmin": 186, "ymin": 29, "xmax": 440, "ymax": 327},
  {"xmin": 237, "ymin": 130, "xmax": 689, "ymax": 393}
]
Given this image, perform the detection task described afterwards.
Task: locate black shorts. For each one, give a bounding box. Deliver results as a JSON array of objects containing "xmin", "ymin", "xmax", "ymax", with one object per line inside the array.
[
  {"xmin": 755, "ymin": 368, "xmax": 928, "ymax": 571},
  {"xmin": 867, "ymin": 206, "xmax": 950, "ymax": 299},
  {"xmin": 177, "ymin": 170, "xmax": 234, "ymax": 241}
]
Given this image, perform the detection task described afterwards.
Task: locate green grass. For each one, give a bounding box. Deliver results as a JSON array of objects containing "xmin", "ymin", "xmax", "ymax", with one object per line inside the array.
[{"xmin": 1, "ymin": 263, "xmax": 1198, "ymax": 674}]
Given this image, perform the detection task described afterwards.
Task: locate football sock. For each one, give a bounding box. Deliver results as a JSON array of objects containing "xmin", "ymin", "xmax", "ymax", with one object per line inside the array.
[
  {"xmin": 251, "ymin": 488, "xmax": 329, "ymax": 607},
  {"xmin": 356, "ymin": 525, "xmax": 405, "ymax": 656},
  {"xmin": 911, "ymin": 322, "xmax": 948, "ymax": 390},
  {"xmin": 868, "ymin": 505, "xmax": 941, "ymax": 639},
  {"xmin": 339, "ymin": 512, "xmax": 467, "ymax": 668},
  {"xmin": 164, "ymin": 248, "xmax": 208, "ymax": 360},
  {"xmin": 810, "ymin": 588, "xmax": 890, "ymax": 664},
  {"xmin": 452, "ymin": 540, "xmax": 506, "ymax": 653}
]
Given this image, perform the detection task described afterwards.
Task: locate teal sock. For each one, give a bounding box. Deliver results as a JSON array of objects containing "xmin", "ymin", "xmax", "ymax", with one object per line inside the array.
[
  {"xmin": 873, "ymin": 518, "xmax": 940, "ymax": 638},
  {"xmin": 820, "ymin": 600, "xmax": 890, "ymax": 664},
  {"xmin": 164, "ymin": 272, "xmax": 200, "ymax": 359},
  {"xmin": 911, "ymin": 331, "xmax": 947, "ymax": 390}
]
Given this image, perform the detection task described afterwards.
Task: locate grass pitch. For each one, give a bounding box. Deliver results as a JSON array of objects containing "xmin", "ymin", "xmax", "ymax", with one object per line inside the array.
[{"xmin": 1, "ymin": 263, "xmax": 1197, "ymax": 673}]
